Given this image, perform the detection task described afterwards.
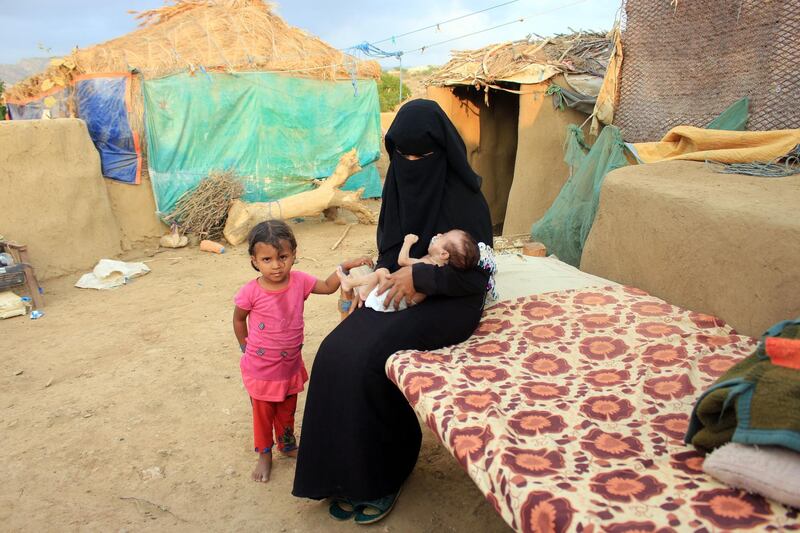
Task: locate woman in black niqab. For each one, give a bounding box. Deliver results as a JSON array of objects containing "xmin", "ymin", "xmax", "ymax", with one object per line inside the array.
[{"xmin": 292, "ymin": 99, "xmax": 493, "ymax": 522}]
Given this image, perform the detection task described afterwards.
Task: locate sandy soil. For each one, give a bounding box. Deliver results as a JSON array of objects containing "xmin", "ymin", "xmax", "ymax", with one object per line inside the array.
[{"xmin": 0, "ymin": 218, "xmax": 509, "ymax": 532}]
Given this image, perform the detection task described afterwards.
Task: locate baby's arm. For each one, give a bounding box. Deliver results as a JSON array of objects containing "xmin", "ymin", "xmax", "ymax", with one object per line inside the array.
[
  {"xmin": 398, "ymin": 234, "xmax": 423, "ymax": 267},
  {"xmin": 233, "ymin": 306, "xmax": 249, "ymax": 352}
]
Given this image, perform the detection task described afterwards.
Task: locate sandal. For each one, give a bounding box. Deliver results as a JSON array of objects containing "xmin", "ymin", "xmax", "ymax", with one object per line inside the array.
[
  {"xmin": 353, "ymin": 489, "xmax": 401, "ymax": 525},
  {"xmin": 328, "ymin": 497, "xmax": 356, "ymax": 521}
]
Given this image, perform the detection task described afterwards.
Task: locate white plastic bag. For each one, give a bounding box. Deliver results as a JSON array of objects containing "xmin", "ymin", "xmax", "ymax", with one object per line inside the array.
[{"xmin": 75, "ymin": 259, "xmax": 150, "ymax": 290}]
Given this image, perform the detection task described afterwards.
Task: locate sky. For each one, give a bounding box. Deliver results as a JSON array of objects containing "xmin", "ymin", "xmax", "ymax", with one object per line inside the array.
[{"xmin": 0, "ymin": 0, "xmax": 620, "ymax": 68}]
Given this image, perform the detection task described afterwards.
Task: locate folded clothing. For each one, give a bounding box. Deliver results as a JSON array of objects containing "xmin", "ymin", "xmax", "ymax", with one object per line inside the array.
[
  {"xmin": 704, "ymin": 442, "xmax": 800, "ymax": 509},
  {"xmin": 685, "ymin": 319, "xmax": 800, "ymax": 452}
]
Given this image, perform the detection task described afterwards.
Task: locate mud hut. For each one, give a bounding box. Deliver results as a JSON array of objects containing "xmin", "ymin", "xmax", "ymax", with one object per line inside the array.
[
  {"xmin": 425, "ymin": 33, "xmax": 612, "ymax": 234},
  {"xmin": 5, "ymin": 0, "xmax": 381, "ymax": 243}
]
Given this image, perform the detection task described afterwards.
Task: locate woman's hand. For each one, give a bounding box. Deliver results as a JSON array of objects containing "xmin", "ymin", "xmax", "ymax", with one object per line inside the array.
[
  {"xmin": 378, "ymin": 266, "xmax": 415, "ymax": 310},
  {"xmin": 340, "ymin": 256, "xmax": 374, "ymax": 272}
]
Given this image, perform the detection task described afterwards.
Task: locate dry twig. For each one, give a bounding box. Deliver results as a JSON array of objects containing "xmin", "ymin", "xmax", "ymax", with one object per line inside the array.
[
  {"xmin": 331, "ymin": 224, "xmax": 354, "ymax": 251},
  {"xmin": 163, "ymin": 171, "xmax": 244, "ymax": 240}
]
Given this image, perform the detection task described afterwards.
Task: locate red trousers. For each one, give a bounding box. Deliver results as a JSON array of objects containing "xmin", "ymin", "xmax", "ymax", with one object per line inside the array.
[{"xmin": 251, "ymin": 395, "xmax": 297, "ymax": 454}]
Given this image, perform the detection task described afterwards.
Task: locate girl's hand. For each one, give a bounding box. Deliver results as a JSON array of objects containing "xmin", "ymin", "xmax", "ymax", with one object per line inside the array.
[{"xmin": 340, "ymin": 256, "xmax": 374, "ymax": 272}]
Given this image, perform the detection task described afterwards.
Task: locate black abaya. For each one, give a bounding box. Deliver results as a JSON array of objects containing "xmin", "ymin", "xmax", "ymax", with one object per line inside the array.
[{"xmin": 293, "ymin": 99, "xmax": 492, "ymax": 501}]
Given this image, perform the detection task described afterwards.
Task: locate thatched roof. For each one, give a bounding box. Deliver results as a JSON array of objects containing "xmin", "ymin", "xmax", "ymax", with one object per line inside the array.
[
  {"xmin": 8, "ymin": 0, "xmax": 379, "ymax": 100},
  {"xmin": 426, "ymin": 31, "xmax": 612, "ymax": 89}
]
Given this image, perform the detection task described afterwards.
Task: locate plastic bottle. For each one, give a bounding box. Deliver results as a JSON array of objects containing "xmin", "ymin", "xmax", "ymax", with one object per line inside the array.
[{"xmin": 200, "ymin": 240, "xmax": 226, "ymax": 254}]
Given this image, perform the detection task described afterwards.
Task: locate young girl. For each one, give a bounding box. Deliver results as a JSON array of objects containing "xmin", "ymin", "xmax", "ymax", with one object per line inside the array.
[{"xmin": 233, "ymin": 219, "xmax": 371, "ymax": 482}]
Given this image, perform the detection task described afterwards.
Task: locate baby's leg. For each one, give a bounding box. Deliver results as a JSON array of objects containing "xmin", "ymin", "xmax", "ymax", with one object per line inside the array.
[
  {"xmin": 251, "ymin": 398, "xmax": 275, "ymax": 482},
  {"xmin": 337, "ymin": 267, "xmax": 378, "ymax": 293},
  {"xmin": 356, "ymin": 268, "xmax": 389, "ymax": 300},
  {"xmin": 274, "ymin": 395, "xmax": 299, "ymax": 457}
]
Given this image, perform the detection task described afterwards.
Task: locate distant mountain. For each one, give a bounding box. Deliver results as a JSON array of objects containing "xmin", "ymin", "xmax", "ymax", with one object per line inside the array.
[{"xmin": 0, "ymin": 57, "xmax": 54, "ymax": 86}]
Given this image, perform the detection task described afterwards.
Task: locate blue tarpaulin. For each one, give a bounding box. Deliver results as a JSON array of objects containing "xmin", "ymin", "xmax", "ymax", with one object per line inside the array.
[
  {"xmin": 74, "ymin": 76, "xmax": 141, "ymax": 184},
  {"xmin": 6, "ymin": 88, "xmax": 72, "ymax": 120}
]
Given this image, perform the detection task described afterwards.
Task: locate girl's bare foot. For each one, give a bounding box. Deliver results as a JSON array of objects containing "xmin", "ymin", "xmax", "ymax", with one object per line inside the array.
[
  {"xmin": 282, "ymin": 447, "xmax": 298, "ymax": 458},
  {"xmin": 336, "ymin": 266, "xmax": 353, "ymax": 292},
  {"xmin": 252, "ymin": 452, "xmax": 272, "ymax": 482}
]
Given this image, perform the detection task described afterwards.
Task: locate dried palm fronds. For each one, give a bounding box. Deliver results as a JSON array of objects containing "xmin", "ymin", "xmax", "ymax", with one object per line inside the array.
[
  {"xmin": 426, "ymin": 31, "xmax": 612, "ymax": 88},
  {"xmin": 492, "ymin": 233, "xmax": 531, "ymax": 251},
  {"xmin": 164, "ymin": 171, "xmax": 244, "ymax": 240}
]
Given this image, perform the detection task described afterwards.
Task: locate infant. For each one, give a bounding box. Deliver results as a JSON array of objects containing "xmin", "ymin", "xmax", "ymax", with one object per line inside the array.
[{"xmin": 337, "ymin": 229, "xmax": 480, "ymax": 312}]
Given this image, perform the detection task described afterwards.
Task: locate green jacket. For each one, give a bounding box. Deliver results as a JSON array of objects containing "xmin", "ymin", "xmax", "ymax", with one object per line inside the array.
[{"xmin": 685, "ymin": 319, "xmax": 800, "ymax": 452}]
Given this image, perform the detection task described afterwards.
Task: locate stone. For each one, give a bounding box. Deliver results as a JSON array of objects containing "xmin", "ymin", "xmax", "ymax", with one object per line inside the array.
[{"xmin": 141, "ymin": 466, "xmax": 164, "ymax": 480}]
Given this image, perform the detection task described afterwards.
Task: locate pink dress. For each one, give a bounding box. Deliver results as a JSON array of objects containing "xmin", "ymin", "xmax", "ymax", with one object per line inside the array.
[{"xmin": 234, "ymin": 271, "xmax": 317, "ymax": 402}]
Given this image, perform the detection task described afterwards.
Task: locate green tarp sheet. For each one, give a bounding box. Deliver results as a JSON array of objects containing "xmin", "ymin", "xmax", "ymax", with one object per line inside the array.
[
  {"xmin": 143, "ymin": 72, "xmax": 382, "ymax": 216},
  {"xmin": 706, "ymin": 97, "xmax": 750, "ymax": 131}
]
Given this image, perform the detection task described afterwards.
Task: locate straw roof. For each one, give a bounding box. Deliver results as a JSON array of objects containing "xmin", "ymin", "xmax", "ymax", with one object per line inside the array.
[
  {"xmin": 426, "ymin": 31, "xmax": 612, "ymax": 89},
  {"xmin": 8, "ymin": 0, "xmax": 379, "ymax": 100}
]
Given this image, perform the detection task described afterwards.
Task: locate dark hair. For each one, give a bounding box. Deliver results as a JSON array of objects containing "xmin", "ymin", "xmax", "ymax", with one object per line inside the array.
[
  {"xmin": 247, "ymin": 219, "xmax": 297, "ymax": 271},
  {"xmin": 444, "ymin": 230, "xmax": 480, "ymax": 271}
]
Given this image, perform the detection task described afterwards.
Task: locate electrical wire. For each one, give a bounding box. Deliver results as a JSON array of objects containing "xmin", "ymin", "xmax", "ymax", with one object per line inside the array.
[{"xmin": 368, "ymin": 0, "xmax": 520, "ymax": 47}]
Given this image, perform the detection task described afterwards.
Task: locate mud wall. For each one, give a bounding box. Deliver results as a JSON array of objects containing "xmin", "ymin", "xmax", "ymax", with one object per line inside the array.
[
  {"xmin": 105, "ymin": 176, "xmax": 166, "ymax": 249},
  {"xmin": 376, "ymin": 112, "xmax": 397, "ymax": 180},
  {"xmin": 581, "ymin": 161, "xmax": 800, "ymax": 337},
  {"xmin": 0, "ymin": 119, "xmax": 121, "ymax": 279},
  {"xmin": 427, "ymin": 86, "xmax": 519, "ymax": 228},
  {"xmin": 429, "ymin": 79, "xmax": 589, "ymax": 235},
  {"xmin": 503, "ymin": 79, "xmax": 590, "ymax": 235}
]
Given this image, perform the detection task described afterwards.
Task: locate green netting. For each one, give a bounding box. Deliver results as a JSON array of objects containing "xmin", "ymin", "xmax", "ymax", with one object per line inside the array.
[
  {"xmin": 530, "ymin": 99, "xmax": 751, "ymax": 267},
  {"xmin": 143, "ymin": 72, "xmax": 382, "ymax": 216},
  {"xmin": 531, "ymin": 125, "xmax": 629, "ymax": 267}
]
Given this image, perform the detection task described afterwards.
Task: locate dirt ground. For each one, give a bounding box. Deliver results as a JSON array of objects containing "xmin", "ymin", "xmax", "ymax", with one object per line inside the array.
[{"xmin": 0, "ymin": 217, "xmax": 510, "ymax": 532}]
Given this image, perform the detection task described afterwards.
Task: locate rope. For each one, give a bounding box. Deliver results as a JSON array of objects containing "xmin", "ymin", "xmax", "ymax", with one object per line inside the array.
[
  {"xmin": 349, "ymin": 42, "xmax": 402, "ymax": 59},
  {"xmin": 400, "ymin": 0, "xmax": 590, "ymax": 56},
  {"xmin": 368, "ymin": 0, "xmax": 520, "ymax": 47},
  {"xmin": 345, "ymin": 43, "xmax": 405, "ymax": 104},
  {"xmin": 398, "ymin": 55, "xmax": 403, "ymax": 104},
  {"xmin": 706, "ymin": 146, "xmax": 800, "ymax": 178}
]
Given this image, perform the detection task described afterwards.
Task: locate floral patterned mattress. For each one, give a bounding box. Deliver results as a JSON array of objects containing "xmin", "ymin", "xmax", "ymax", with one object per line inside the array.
[{"xmin": 387, "ymin": 285, "xmax": 800, "ymax": 532}]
